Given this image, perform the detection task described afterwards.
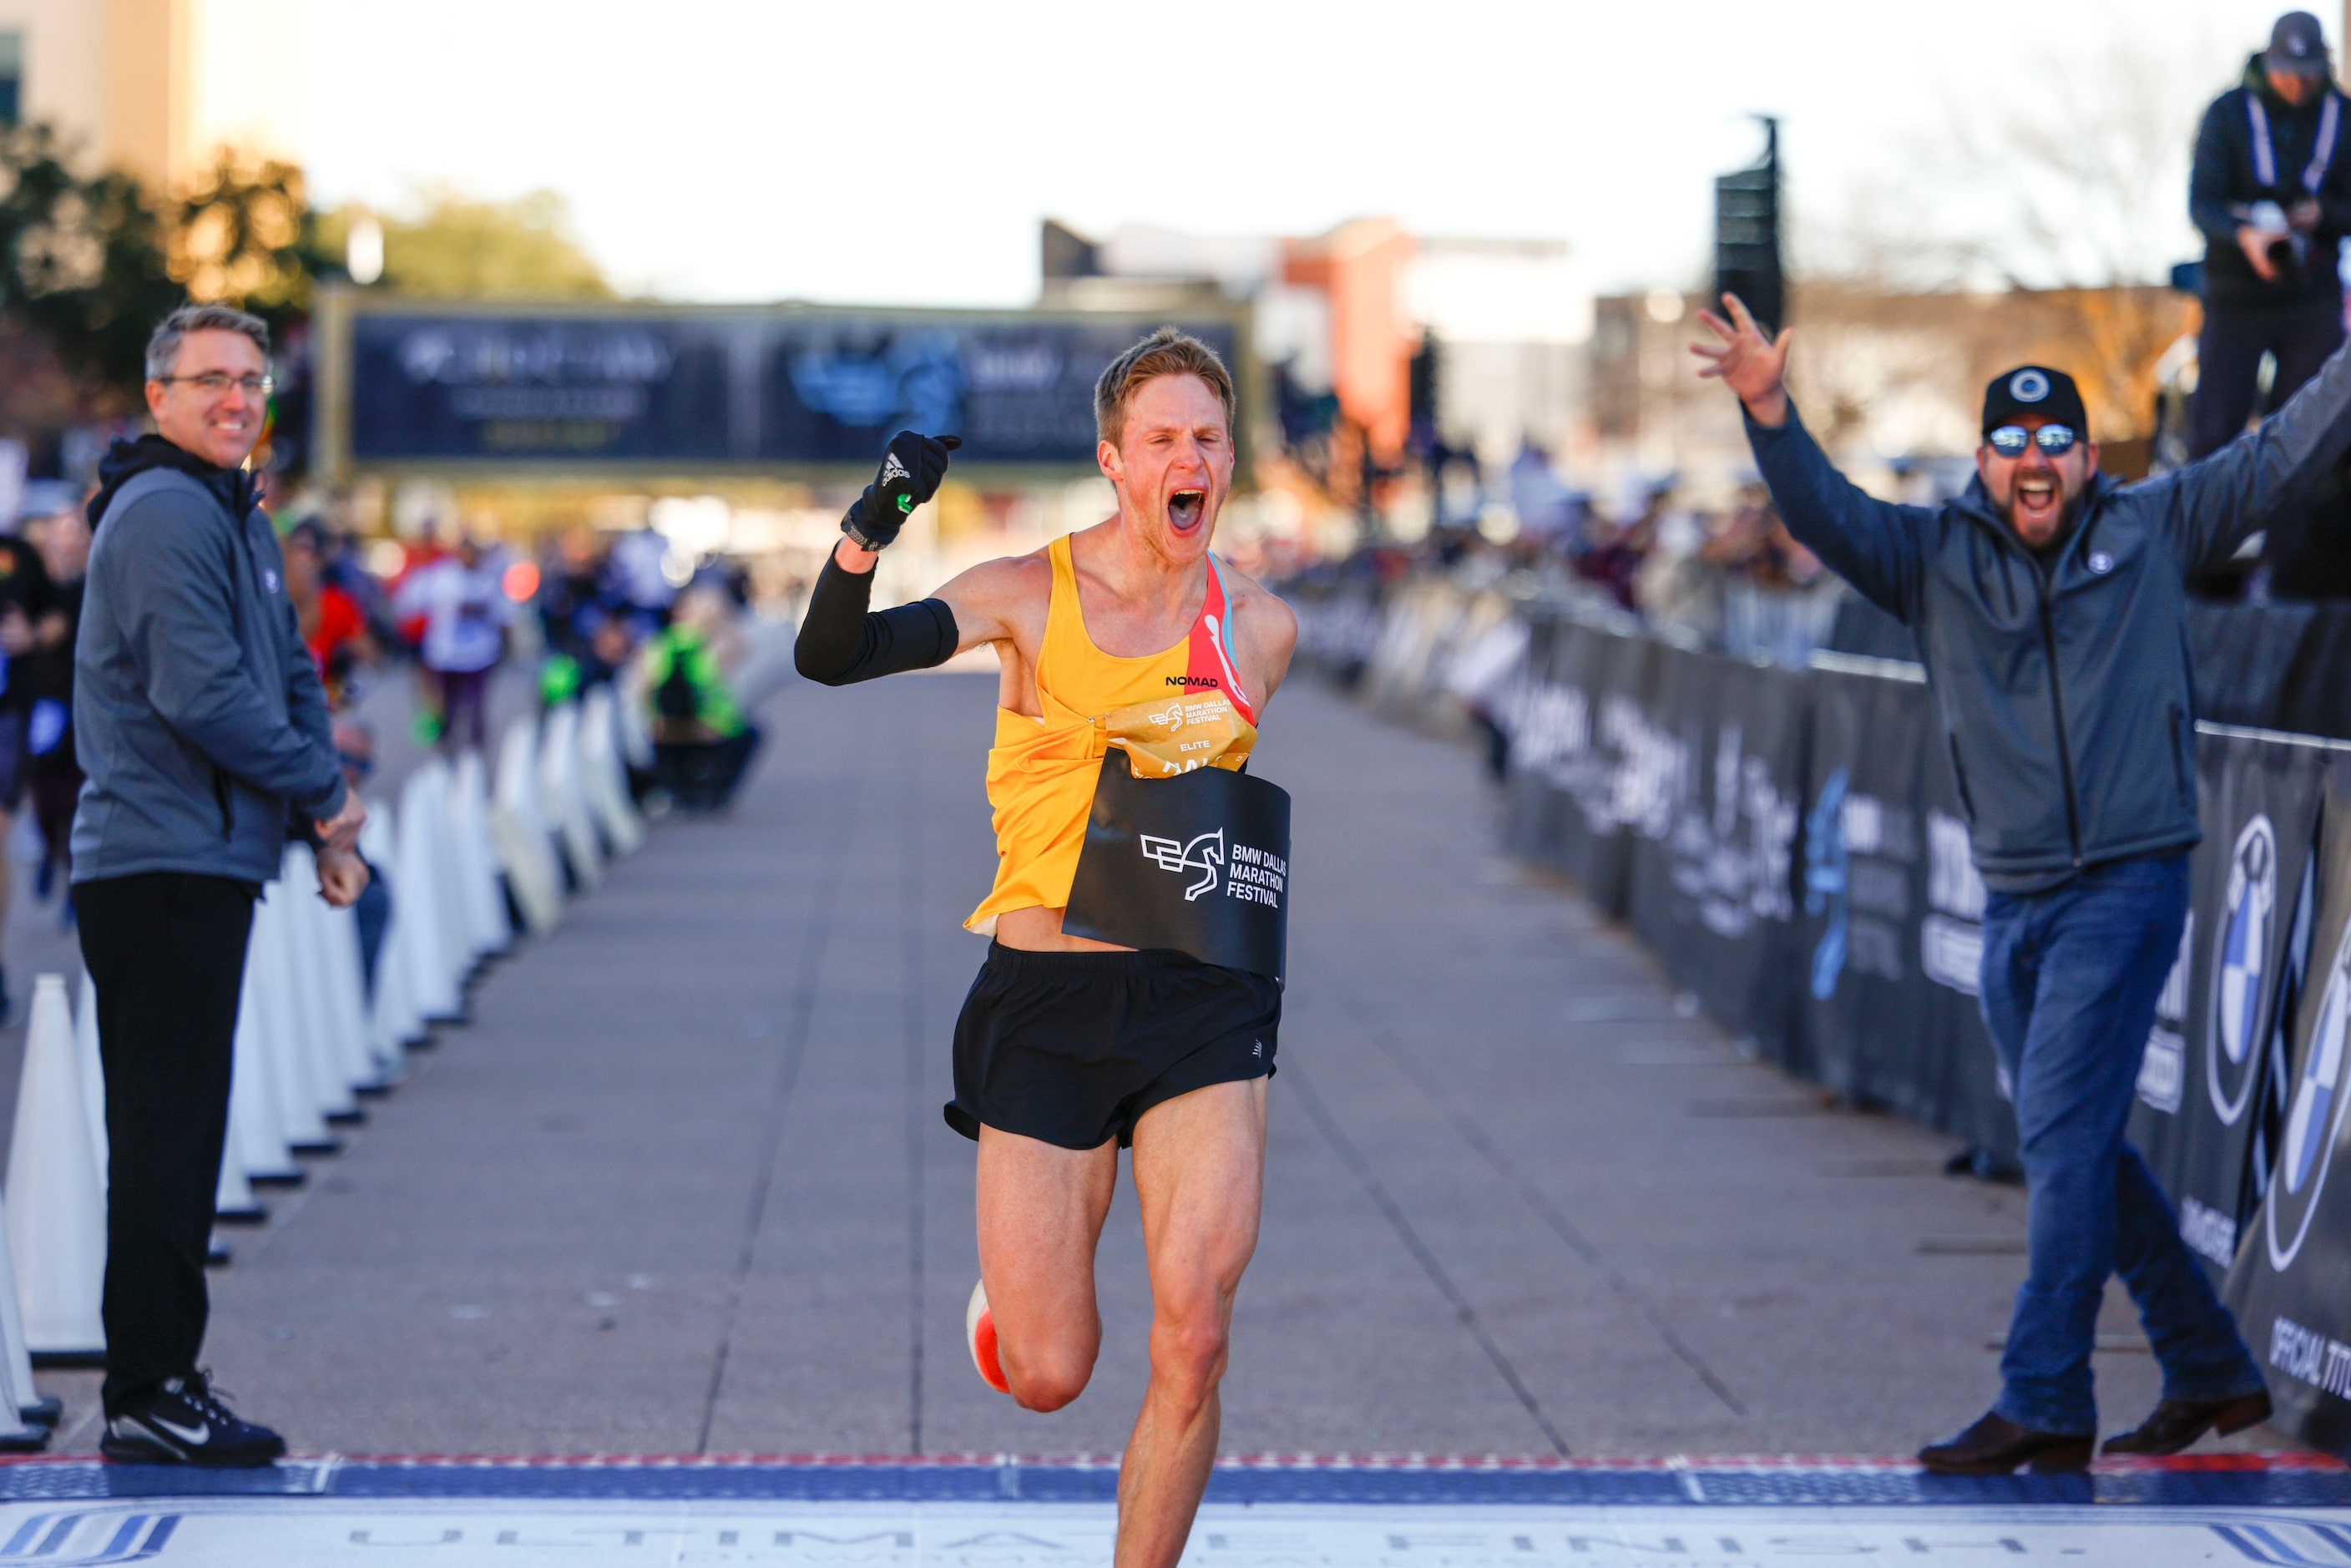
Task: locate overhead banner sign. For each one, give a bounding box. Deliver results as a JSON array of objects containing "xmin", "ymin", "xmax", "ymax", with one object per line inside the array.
[{"xmin": 331, "ymin": 302, "xmax": 1240, "ymax": 471}]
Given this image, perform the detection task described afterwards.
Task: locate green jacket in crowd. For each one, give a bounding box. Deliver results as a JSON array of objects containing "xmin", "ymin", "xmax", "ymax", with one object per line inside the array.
[{"xmin": 644, "ymin": 625, "xmax": 745, "ymax": 739}]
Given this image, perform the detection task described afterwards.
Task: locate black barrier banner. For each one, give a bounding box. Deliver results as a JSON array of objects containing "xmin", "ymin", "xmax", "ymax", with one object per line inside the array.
[
  {"xmin": 1063, "ymin": 754, "xmax": 1291, "ymax": 979},
  {"xmin": 1792, "ymin": 667, "xmax": 2015, "ymax": 1160},
  {"xmin": 1796, "ymin": 665, "xmax": 1936, "ymax": 1104},
  {"xmin": 1498, "ymin": 621, "xmax": 1658, "ymax": 919},
  {"xmin": 1623, "ymin": 645, "xmax": 1807, "ymax": 1060},
  {"xmin": 2130, "ymin": 732, "xmax": 2328, "ymax": 1282},
  {"xmin": 2226, "ymin": 754, "xmax": 2351, "ymax": 1454},
  {"xmin": 348, "ymin": 311, "xmax": 1239, "ymax": 468}
]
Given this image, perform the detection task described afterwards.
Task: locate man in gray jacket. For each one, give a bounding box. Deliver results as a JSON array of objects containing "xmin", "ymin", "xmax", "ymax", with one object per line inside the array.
[
  {"xmin": 73, "ymin": 303, "xmax": 367, "ymax": 1467},
  {"xmin": 1694, "ymin": 295, "xmax": 2351, "ymax": 1471}
]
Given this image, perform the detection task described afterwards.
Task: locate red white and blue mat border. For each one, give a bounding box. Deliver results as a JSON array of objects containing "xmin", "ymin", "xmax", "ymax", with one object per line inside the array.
[{"xmin": 0, "ymin": 1452, "xmax": 2338, "ymax": 1507}]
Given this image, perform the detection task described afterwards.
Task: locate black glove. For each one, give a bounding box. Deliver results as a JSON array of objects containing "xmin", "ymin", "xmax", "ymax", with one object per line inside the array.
[{"xmin": 842, "ymin": 432, "xmax": 962, "ymax": 552}]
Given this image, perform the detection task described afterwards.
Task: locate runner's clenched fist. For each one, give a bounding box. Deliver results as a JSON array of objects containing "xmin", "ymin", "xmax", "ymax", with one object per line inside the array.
[{"xmin": 841, "ymin": 431, "xmax": 961, "ymax": 552}]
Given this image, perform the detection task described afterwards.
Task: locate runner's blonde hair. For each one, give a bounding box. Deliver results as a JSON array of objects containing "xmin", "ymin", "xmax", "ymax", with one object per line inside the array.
[{"xmin": 1095, "ymin": 326, "xmax": 1235, "ymax": 448}]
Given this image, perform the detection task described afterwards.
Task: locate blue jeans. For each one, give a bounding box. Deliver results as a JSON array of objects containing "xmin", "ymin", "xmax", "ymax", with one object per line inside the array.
[{"xmin": 1978, "ymin": 852, "xmax": 2266, "ymax": 1435}]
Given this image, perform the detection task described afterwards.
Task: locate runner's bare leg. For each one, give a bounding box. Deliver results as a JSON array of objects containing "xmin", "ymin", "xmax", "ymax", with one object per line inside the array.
[
  {"xmin": 1116, "ymin": 1077, "xmax": 1269, "ymax": 1568},
  {"xmin": 975, "ymin": 1128, "xmax": 1119, "ymax": 1410}
]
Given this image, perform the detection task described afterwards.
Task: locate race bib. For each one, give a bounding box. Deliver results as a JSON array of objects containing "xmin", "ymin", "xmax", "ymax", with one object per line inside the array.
[
  {"xmin": 1093, "ymin": 689, "xmax": 1251, "ymax": 778},
  {"xmin": 1064, "ymin": 751, "xmax": 1291, "ymax": 980}
]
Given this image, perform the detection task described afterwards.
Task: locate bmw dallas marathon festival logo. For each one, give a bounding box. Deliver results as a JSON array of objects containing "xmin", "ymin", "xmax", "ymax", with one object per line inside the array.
[
  {"xmin": 1138, "ymin": 827, "xmax": 1285, "ymax": 908},
  {"xmin": 2268, "ymin": 901, "xmax": 2351, "ymax": 1271},
  {"xmin": 2209, "ymin": 815, "xmax": 2278, "ymax": 1126},
  {"xmin": 2010, "ymin": 368, "xmax": 2050, "ymax": 402},
  {"xmin": 1142, "ymin": 829, "xmax": 1224, "ymax": 902}
]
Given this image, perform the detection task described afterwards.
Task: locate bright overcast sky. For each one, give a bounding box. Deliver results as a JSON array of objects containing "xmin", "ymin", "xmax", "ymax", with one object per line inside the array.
[{"xmin": 301, "ymin": 0, "xmax": 2300, "ymax": 306}]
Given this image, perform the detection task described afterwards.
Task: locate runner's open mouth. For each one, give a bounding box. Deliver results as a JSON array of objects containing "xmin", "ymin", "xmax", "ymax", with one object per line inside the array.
[
  {"xmin": 2016, "ymin": 478, "xmax": 2058, "ymax": 521},
  {"xmin": 1170, "ymin": 488, "xmax": 1206, "ymax": 530}
]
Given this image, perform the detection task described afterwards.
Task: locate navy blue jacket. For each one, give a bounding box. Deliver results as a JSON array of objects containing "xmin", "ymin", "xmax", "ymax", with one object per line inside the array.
[
  {"xmin": 72, "ymin": 455, "xmax": 346, "ymax": 886},
  {"xmin": 1746, "ymin": 341, "xmax": 2351, "ymax": 888},
  {"xmin": 2191, "ymin": 58, "xmax": 2351, "ymax": 310}
]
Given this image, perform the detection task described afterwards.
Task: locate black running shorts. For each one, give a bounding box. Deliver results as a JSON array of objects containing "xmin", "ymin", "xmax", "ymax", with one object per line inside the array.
[{"xmin": 946, "ymin": 943, "xmax": 1281, "ymax": 1150}]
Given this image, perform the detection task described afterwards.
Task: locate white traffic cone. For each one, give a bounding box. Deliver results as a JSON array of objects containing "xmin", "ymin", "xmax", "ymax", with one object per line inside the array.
[
  {"xmin": 578, "ymin": 686, "xmax": 645, "ymax": 857},
  {"xmin": 70, "ymin": 972, "xmax": 106, "ymax": 1191},
  {"xmin": 230, "ymin": 959, "xmax": 301, "ymax": 1186},
  {"xmin": 420, "ymin": 764, "xmax": 478, "ymax": 994},
  {"xmin": 396, "ymin": 765, "xmax": 465, "ymax": 1023},
  {"xmin": 270, "ymin": 860, "xmax": 361, "ymax": 1124},
  {"xmin": 539, "ymin": 703, "xmax": 602, "ymax": 891},
  {"xmin": 492, "ymin": 714, "xmax": 563, "ymax": 934},
  {"xmin": 6, "ymin": 975, "xmax": 104, "ymax": 1361},
  {"xmin": 211, "ymin": 1116, "xmax": 262, "ymax": 1226},
  {"xmin": 0, "ymin": 1197, "xmax": 53, "ymax": 1444},
  {"xmin": 450, "ymin": 751, "xmax": 513, "ymax": 959},
  {"xmin": 357, "ymin": 805, "xmax": 419, "ymax": 1075},
  {"xmin": 247, "ymin": 892, "xmax": 338, "ymax": 1154},
  {"xmin": 283, "ymin": 844, "xmax": 382, "ymax": 1098},
  {"xmin": 321, "ymin": 898, "xmax": 384, "ymax": 1092}
]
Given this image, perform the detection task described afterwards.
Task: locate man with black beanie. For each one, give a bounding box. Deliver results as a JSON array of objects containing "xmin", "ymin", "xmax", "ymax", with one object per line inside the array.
[
  {"xmin": 1694, "ymin": 295, "xmax": 2351, "ymax": 1472},
  {"xmin": 2188, "ymin": 12, "xmax": 2351, "ymax": 461}
]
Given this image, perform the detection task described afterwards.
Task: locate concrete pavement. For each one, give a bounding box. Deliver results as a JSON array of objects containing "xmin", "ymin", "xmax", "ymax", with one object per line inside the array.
[{"xmin": 16, "ymin": 666, "xmax": 2287, "ymax": 1458}]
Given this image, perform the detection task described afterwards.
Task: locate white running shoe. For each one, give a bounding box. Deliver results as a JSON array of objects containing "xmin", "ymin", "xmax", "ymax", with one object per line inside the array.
[{"xmin": 966, "ymin": 1278, "xmax": 1009, "ymax": 1393}]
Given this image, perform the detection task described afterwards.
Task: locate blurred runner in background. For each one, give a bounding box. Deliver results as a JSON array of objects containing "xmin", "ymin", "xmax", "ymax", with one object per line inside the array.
[
  {"xmin": 0, "ymin": 484, "xmax": 68, "ymax": 1014},
  {"xmin": 393, "ymin": 534, "xmax": 510, "ymax": 752},
  {"xmin": 284, "ymin": 520, "xmax": 377, "ymax": 710},
  {"xmin": 19, "ymin": 482, "xmax": 88, "ymax": 910}
]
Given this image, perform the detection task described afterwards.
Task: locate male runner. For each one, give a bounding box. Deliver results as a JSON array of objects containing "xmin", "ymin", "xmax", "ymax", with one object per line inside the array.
[{"xmin": 795, "ymin": 327, "xmax": 1297, "ymax": 1567}]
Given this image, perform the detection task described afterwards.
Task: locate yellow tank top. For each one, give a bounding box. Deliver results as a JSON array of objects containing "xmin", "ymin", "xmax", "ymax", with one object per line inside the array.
[{"xmin": 967, "ymin": 534, "xmax": 1259, "ymax": 933}]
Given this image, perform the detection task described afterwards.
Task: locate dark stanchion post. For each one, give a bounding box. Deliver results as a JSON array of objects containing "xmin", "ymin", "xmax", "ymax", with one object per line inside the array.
[{"xmin": 1715, "ymin": 114, "xmax": 1784, "ymax": 335}]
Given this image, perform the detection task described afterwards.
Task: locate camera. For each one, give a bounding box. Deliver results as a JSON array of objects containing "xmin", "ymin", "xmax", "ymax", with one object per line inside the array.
[{"xmin": 2249, "ymin": 200, "xmax": 2311, "ymax": 285}]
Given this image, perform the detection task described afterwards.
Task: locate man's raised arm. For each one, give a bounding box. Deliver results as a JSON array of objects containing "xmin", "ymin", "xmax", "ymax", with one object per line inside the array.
[
  {"xmin": 1693, "ymin": 295, "xmax": 1932, "ymax": 623},
  {"xmin": 2155, "ymin": 336, "xmax": 2351, "ymax": 573}
]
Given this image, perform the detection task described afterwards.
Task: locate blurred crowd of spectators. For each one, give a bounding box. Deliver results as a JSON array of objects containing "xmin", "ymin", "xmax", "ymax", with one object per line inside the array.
[{"xmin": 1307, "ymin": 452, "xmax": 1849, "ymax": 670}]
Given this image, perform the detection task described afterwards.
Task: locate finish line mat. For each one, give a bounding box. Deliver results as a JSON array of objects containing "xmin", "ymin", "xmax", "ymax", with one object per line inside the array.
[{"xmin": 0, "ymin": 1454, "xmax": 2346, "ymax": 1564}]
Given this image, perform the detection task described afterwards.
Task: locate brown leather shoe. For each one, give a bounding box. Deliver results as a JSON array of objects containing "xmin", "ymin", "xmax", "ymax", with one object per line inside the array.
[
  {"xmin": 1919, "ymin": 1410, "xmax": 2093, "ymax": 1474},
  {"xmin": 2101, "ymin": 1389, "xmax": 2273, "ymax": 1455}
]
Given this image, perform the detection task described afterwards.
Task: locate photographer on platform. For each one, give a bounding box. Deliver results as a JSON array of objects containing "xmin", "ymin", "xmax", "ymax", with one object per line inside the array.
[
  {"xmin": 1692, "ymin": 295, "xmax": 2351, "ymax": 1474},
  {"xmin": 2188, "ymin": 13, "xmax": 2351, "ymax": 462}
]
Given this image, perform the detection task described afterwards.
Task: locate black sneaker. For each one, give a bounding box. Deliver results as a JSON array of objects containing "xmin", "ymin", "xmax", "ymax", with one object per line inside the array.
[{"xmin": 100, "ymin": 1373, "xmax": 286, "ymax": 1467}]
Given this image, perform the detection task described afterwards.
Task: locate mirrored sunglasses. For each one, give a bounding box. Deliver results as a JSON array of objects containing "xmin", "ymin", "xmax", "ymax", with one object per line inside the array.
[{"xmin": 1986, "ymin": 423, "xmax": 2078, "ymax": 458}]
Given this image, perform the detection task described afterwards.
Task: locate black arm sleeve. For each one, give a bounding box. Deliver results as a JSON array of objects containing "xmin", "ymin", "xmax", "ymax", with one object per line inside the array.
[{"xmin": 793, "ymin": 555, "xmax": 959, "ymax": 685}]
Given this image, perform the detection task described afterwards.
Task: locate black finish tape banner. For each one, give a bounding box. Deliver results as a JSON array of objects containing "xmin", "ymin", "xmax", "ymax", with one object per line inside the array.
[
  {"xmin": 2227, "ymin": 754, "xmax": 2351, "ymax": 1452},
  {"xmin": 2131, "ymin": 731, "xmax": 2327, "ymax": 1284},
  {"xmin": 1063, "ymin": 753, "xmax": 1292, "ymax": 980}
]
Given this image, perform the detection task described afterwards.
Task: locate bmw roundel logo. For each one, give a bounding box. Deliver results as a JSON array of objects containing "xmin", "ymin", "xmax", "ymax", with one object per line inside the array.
[
  {"xmin": 2010, "ymin": 369, "xmax": 2051, "ymax": 402},
  {"xmin": 2268, "ymin": 913, "xmax": 2351, "ymax": 1272},
  {"xmin": 2207, "ymin": 814, "xmax": 2276, "ymax": 1126}
]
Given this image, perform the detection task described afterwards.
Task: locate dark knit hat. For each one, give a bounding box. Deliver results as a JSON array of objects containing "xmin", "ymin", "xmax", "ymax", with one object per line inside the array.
[{"xmin": 1982, "ymin": 366, "xmax": 2088, "ymax": 439}]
